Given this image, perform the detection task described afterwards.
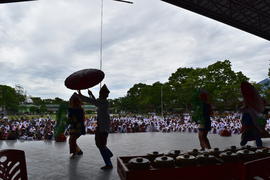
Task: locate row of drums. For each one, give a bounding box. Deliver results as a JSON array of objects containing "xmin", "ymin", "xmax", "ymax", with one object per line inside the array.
[{"xmin": 127, "ymin": 145, "xmax": 270, "ymax": 170}]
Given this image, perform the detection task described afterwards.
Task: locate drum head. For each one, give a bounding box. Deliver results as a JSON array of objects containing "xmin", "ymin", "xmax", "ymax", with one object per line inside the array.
[{"xmin": 64, "ymin": 69, "xmax": 104, "ymax": 90}]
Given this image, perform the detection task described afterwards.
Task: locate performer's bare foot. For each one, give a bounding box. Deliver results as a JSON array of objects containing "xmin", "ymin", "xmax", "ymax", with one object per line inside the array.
[
  {"xmin": 70, "ymin": 153, "xmax": 76, "ymax": 159},
  {"xmin": 76, "ymin": 147, "xmax": 83, "ymax": 155},
  {"xmin": 77, "ymin": 150, "xmax": 83, "ymax": 155},
  {"xmin": 100, "ymin": 165, "xmax": 113, "ymax": 170}
]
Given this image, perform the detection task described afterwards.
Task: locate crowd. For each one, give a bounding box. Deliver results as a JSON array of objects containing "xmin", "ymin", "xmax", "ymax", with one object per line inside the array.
[
  {"xmin": 88, "ymin": 113, "xmax": 270, "ymax": 134},
  {"xmin": 0, "ymin": 116, "xmax": 54, "ymax": 140},
  {"xmin": 1, "ymin": 113, "xmax": 270, "ymax": 140}
]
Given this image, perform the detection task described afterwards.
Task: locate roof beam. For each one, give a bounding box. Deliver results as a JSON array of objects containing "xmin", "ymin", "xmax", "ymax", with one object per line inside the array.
[
  {"xmin": 162, "ymin": 0, "xmax": 270, "ymax": 41},
  {"xmin": 0, "ymin": 0, "xmax": 36, "ymax": 3}
]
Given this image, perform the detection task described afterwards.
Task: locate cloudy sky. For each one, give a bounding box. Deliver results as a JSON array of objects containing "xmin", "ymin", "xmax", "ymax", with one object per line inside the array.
[{"xmin": 0, "ymin": 0, "xmax": 270, "ymax": 100}]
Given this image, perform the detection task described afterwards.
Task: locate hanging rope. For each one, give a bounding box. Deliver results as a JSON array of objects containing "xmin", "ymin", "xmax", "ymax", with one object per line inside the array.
[
  {"xmin": 99, "ymin": 0, "xmax": 133, "ymax": 89},
  {"xmin": 113, "ymin": 0, "xmax": 133, "ymax": 4},
  {"xmin": 99, "ymin": 0, "xmax": 104, "ymax": 89}
]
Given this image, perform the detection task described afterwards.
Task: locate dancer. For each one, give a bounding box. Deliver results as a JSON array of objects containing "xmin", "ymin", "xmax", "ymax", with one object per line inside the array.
[
  {"xmin": 240, "ymin": 81, "xmax": 264, "ymax": 147},
  {"xmin": 258, "ymin": 100, "xmax": 270, "ymax": 138},
  {"xmin": 192, "ymin": 89, "xmax": 212, "ymax": 150},
  {"xmin": 78, "ymin": 84, "xmax": 113, "ymax": 170},
  {"xmin": 68, "ymin": 93, "xmax": 85, "ymax": 159},
  {"xmin": 240, "ymin": 103, "xmax": 263, "ymax": 147}
]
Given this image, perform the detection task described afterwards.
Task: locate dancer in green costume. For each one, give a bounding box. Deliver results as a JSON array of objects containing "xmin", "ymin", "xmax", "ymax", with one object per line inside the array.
[
  {"xmin": 54, "ymin": 103, "xmax": 68, "ymax": 139},
  {"xmin": 191, "ymin": 89, "xmax": 212, "ymax": 150}
]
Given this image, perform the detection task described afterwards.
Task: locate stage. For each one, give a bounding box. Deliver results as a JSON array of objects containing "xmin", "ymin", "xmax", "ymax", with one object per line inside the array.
[{"xmin": 1, "ymin": 133, "xmax": 270, "ymax": 180}]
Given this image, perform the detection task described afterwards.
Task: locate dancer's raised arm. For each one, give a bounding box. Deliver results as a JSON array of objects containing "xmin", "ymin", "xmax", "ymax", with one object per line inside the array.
[{"xmin": 77, "ymin": 90, "xmax": 97, "ymax": 105}]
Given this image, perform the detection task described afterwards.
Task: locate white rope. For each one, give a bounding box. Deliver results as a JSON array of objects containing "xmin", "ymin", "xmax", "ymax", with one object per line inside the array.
[
  {"xmin": 98, "ymin": 0, "xmax": 132, "ymax": 90},
  {"xmin": 99, "ymin": 0, "xmax": 104, "ymax": 89}
]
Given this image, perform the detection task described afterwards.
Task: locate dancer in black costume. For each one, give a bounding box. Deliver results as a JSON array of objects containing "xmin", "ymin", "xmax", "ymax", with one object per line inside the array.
[{"xmin": 79, "ymin": 84, "xmax": 113, "ymax": 170}]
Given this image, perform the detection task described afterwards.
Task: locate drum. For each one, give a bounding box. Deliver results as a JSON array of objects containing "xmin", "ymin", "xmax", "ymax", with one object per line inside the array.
[{"xmin": 65, "ymin": 69, "xmax": 104, "ymax": 90}]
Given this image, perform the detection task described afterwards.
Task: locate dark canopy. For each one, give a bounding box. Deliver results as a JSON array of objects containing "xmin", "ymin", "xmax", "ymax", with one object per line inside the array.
[
  {"xmin": 162, "ymin": 0, "xmax": 270, "ymax": 41},
  {"xmin": 0, "ymin": 0, "xmax": 35, "ymax": 3}
]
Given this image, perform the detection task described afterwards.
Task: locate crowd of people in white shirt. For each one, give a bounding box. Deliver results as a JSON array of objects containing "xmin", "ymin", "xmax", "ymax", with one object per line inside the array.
[
  {"xmin": 86, "ymin": 113, "xmax": 270, "ymax": 135},
  {"xmin": 1, "ymin": 113, "xmax": 270, "ymax": 140},
  {"xmin": 0, "ymin": 116, "xmax": 54, "ymax": 140}
]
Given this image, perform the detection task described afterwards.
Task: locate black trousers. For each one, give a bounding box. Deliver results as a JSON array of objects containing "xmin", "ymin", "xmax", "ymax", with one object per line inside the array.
[{"xmin": 95, "ymin": 130, "xmax": 113, "ymax": 166}]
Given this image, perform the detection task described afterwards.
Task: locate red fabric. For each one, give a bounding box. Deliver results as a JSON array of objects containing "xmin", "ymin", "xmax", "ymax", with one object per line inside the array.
[{"xmin": 241, "ymin": 81, "xmax": 264, "ymax": 112}]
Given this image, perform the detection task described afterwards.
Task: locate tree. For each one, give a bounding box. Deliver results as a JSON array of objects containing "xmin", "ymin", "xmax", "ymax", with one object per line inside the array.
[
  {"xmin": 29, "ymin": 106, "xmax": 39, "ymax": 114},
  {"xmin": 39, "ymin": 104, "xmax": 47, "ymax": 114},
  {"xmin": 31, "ymin": 97, "xmax": 43, "ymax": 105},
  {"xmin": 125, "ymin": 83, "xmax": 149, "ymax": 112},
  {"xmin": 203, "ymin": 60, "xmax": 248, "ymax": 110},
  {"xmin": 53, "ymin": 97, "xmax": 65, "ymax": 104},
  {"xmin": 168, "ymin": 60, "xmax": 249, "ymax": 111},
  {"xmin": 168, "ymin": 67, "xmax": 202, "ymax": 110},
  {"xmin": 110, "ymin": 60, "xmax": 250, "ymax": 113},
  {"xmin": 15, "ymin": 84, "xmax": 26, "ymax": 104},
  {"xmin": 0, "ymin": 85, "xmax": 21, "ymax": 113}
]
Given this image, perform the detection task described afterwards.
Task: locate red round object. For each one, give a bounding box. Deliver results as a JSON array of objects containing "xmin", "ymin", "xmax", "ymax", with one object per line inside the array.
[
  {"xmin": 241, "ymin": 81, "xmax": 264, "ymax": 112},
  {"xmin": 219, "ymin": 130, "xmax": 231, "ymax": 137},
  {"xmin": 55, "ymin": 133, "xmax": 66, "ymax": 142},
  {"xmin": 65, "ymin": 69, "xmax": 105, "ymax": 90}
]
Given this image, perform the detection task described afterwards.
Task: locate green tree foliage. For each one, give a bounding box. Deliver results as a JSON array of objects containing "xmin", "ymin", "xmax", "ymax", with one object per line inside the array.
[
  {"xmin": 169, "ymin": 67, "xmax": 199, "ymax": 110},
  {"xmin": 31, "ymin": 97, "xmax": 43, "ymax": 105},
  {"xmin": 42, "ymin": 97, "xmax": 66, "ymax": 105},
  {"xmin": 0, "ymin": 60, "xmax": 257, "ymax": 114},
  {"xmin": 15, "ymin": 85, "xmax": 26, "ymax": 104},
  {"xmin": 263, "ymin": 89, "xmax": 270, "ymax": 106},
  {"xmin": 39, "ymin": 104, "xmax": 47, "ymax": 114},
  {"xmin": 0, "ymin": 85, "xmax": 22, "ymax": 113},
  {"xmin": 109, "ymin": 98, "xmax": 126, "ymax": 114},
  {"xmin": 126, "ymin": 83, "xmax": 150, "ymax": 112},
  {"xmin": 0, "ymin": 84, "xmax": 67, "ymax": 114},
  {"xmin": 168, "ymin": 60, "xmax": 249, "ymax": 110},
  {"xmin": 30, "ymin": 97, "xmax": 67, "ymax": 114},
  {"xmin": 264, "ymin": 68, "xmax": 270, "ymax": 103},
  {"xmin": 203, "ymin": 60, "xmax": 249, "ymax": 110},
  {"xmin": 29, "ymin": 106, "xmax": 39, "ymax": 114},
  {"xmin": 54, "ymin": 97, "xmax": 65, "ymax": 104},
  {"xmin": 113, "ymin": 60, "xmax": 250, "ymax": 113}
]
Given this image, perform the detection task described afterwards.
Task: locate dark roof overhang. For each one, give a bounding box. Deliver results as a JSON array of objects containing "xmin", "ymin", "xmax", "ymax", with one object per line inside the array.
[
  {"xmin": 0, "ymin": 0, "xmax": 35, "ymax": 3},
  {"xmin": 162, "ymin": 0, "xmax": 270, "ymax": 41}
]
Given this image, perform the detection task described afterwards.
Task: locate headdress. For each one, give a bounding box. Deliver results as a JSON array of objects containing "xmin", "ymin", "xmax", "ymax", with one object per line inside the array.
[{"xmin": 100, "ymin": 84, "xmax": 110, "ymax": 94}]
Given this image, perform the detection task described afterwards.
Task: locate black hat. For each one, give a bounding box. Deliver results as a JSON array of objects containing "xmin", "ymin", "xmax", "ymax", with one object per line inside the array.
[{"xmin": 100, "ymin": 84, "xmax": 110, "ymax": 94}]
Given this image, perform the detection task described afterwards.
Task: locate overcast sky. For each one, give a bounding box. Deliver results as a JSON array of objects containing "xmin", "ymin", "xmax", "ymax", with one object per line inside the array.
[{"xmin": 0, "ymin": 0, "xmax": 269, "ymax": 100}]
